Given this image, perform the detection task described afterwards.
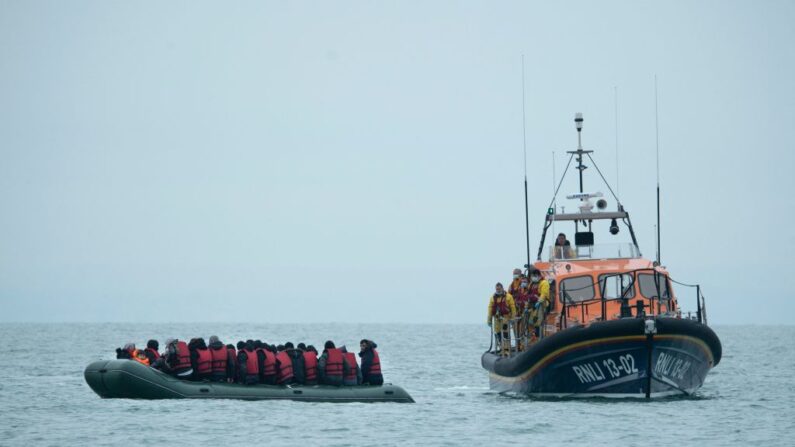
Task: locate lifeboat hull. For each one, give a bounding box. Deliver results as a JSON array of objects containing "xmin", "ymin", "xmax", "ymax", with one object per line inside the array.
[
  {"xmin": 481, "ymin": 317, "xmax": 721, "ymax": 398},
  {"xmin": 84, "ymin": 360, "xmax": 414, "ymax": 403}
]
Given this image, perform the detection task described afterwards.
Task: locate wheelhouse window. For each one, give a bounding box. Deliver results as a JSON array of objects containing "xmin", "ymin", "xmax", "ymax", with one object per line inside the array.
[
  {"xmin": 638, "ymin": 273, "xmax": 671, "ymax": 299},
  {"xmin": 560, "ymin": 275, "xmax": 596, "ymax": 302},
  {"xmin": 598, "ymin": 273, "xmax": 635, "ymax": 299}
]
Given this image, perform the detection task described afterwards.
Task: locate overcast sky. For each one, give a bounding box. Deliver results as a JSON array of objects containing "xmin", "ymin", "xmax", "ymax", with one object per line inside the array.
[{"xmin": 1, "ymin": 1, "xmax": 793, "ymax": 324}]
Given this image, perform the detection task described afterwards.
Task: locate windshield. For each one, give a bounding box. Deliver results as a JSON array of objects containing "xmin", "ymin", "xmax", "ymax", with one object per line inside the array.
[
  {"xmin": 599, "ymin": 273, "xmax": 635, "ymax": 299},
  {"xmin": 560, "ymin": 275, "xmax": 596, "ymax": 302},
  {"xmin": 638, "ymin": 273, "xmax": 671, "ymax": 299},
  {"xmin": 548, "ymin": 243, "xmax": 640, "ymax": 261}
]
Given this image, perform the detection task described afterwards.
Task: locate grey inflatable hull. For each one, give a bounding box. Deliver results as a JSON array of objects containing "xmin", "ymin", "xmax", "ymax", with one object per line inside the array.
[{"xmin": 85, "ymin": 360, "xmax": 414, "ymax": 403}]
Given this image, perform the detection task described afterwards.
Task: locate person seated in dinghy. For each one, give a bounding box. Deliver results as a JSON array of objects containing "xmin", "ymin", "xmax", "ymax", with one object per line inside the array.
[
  {"xmin": 143, "ymin": 340, "xmax": 160, "ymax": 365},
  {"xmin": 115, "ymin": 343, "xmax": 150, "ymax": 366},
  {"xmin": 159, "ymin": 338, "xmax": 193, "ymax": 379}
]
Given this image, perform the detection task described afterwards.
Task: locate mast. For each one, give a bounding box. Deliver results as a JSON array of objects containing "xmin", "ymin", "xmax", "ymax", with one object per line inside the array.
[
  {"xmin": 521, "ymin": 55, "xmax": 531, "ymax": 270},
  {"xmin": 574, "ymin": 113, "xmax": 585, "ymax": 193},
  {"xmin": 654, "ymin": 76, "xmax": 661, "ymax": 265}
]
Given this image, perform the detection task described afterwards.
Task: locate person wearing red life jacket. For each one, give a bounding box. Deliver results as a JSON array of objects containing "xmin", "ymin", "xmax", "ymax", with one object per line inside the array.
[
  {"xmin": 318, "ymin": 340, "xmax": 349, "ymax": 387},
  {"xmin": 163, "ymin": 338, "xmax": 193, "ymax": 378},
  {"xmin": 225, "ymin": 344, "xmax": 237, "ymax": 383},
  {"xmin": 359, "ymin": 339, "xmax": 383, "ymax": 386},
  {"xmin": 237, "ymin": 340, "xmax": 260, "ymax": 385},
  {"xmin": 143, "ymin": 340, "xmax": 160, "ymax": 365},
  {"xmin": 300, "ymin": 343, "xmax": 318, "ymax": 385},
  {"xmin": 487, "ymin": 282, "xmax": 517, "ymax": 356},
  {"xmin": 207, "ymin": 335, "xmax": 228, "ymax": 382},
  {"xmin": 189, "ymin": 338, "xmax": 212, "ymax": 381},
  {"xmin": 275, "ymin": 344, "xmax": 295, "ymax": 385},
  {"xmin": 260, "ymin": 344, "xmax": 278, "ymax": 385},
  {"xmin": 341, "ymin": 346, "xmax": 362, "ymax": 386},
  {"xmin": 285, "ymin": 342, "xmax": 306, "ymax": 385}
]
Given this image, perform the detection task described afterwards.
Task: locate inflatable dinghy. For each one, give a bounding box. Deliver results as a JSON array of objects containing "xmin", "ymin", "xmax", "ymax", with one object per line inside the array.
[{"xmin": 85, "ymin": 360, "xmax": 414, "ymax": 403}]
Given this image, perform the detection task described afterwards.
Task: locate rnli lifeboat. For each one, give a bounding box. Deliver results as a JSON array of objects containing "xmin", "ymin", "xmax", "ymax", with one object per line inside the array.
[{"xmin": 481, "ymin": 114, "xmax": 721, "ymax": 398}]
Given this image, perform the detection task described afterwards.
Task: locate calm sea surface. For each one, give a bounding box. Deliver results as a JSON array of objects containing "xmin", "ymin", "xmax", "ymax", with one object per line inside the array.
[{"xmin": 0, "ymin": 324, "xmax": 792, "ymax": 446}]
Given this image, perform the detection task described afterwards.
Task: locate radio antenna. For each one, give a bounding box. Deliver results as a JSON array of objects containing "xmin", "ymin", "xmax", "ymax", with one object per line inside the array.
[
  {"xmin": 614, "ymin": 86, "xmax": 620, "ymax": 200},
  {"xmin": 521, "ymin": 55, "xmax": 531, "ymax": 271},
  {"xmin": 654, "ymin": 75, "xmax": 661, "ymax": 265}
]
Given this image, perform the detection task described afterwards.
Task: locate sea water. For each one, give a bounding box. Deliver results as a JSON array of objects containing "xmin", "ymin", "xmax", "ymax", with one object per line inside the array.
[{"xmin": 0, "ymin": 324, "xmax": 792, "ymax": 446}]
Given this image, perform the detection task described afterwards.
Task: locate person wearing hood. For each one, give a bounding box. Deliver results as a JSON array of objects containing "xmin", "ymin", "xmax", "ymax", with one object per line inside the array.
[
  {"xmin": 208, "ymin": 336, "xmax": 229, "ymax": 382},
  {"xmin": 359, "ymin": 339, "xmax": 383, "ymax": 386},
  {"xmin": 341, "ymin": 346, "xmax": 362, "ymax": 386},
  {"xmin": 162, "ymin": 338, "xmax": 193, "ymax": 378},
  {"xmin": 318, "ymin": 340, "xmax": 348, "ymax": 386}
]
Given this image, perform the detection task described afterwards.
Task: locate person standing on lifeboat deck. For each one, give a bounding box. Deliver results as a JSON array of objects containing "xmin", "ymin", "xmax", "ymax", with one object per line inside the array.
[
  {"xmin": 513, "ymin": 278, "xmax": 532, "ymax": 351},
  {"xmin": 487, "ymin": 282, "xmax": 516, "ymax": 356},
  {"xmin": 527, "ymin": 268, "xmax": 551, "ymax": 339},
  {"xmin": 508, "ymin": 268, "xmax": 525, "ymax": 297}
]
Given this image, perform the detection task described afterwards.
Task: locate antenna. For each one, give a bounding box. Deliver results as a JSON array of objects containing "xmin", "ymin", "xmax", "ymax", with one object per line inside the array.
[
  {"xmin": 655, "ymin": 75, "xmax": 661, "ymax": 265},
  {"xmin": 614, "ymin": 86, "xmax": 619, "ymax": 199},
  {"xmin": 521, "ymin": 55, "xmax": 531, "ymax": 271}
]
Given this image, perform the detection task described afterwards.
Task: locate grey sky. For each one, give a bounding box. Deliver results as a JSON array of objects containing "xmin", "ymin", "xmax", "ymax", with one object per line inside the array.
[{"xmin": 1, "ymin": 1, "xmax": 793, "ymax": 324}]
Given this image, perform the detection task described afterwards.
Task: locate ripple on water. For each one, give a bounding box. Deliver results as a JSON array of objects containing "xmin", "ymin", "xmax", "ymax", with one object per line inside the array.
[{"xmin": 0, "ymin": 324, "xmax": 793, "ymax": 446}]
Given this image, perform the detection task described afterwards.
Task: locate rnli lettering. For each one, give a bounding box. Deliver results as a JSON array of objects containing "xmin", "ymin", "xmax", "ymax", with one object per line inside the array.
[
  {"xmin": 654, "ymin": 352, "xmax": 691, "ymax": 380},
  {"xmin": 571, "ymin": 354, "xmax": 638, "ymax": 384}
]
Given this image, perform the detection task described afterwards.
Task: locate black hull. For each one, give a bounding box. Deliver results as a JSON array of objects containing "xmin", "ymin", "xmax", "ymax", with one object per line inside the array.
[{"xmin": 481, "ymin": 317, "xmax": 721, "ymax": 397}]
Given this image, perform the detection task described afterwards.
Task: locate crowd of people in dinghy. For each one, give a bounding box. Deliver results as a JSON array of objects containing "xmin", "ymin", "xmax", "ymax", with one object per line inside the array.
[{"xmin": 115, "ymin": 336, "xmax": 383, "ymax": 386}]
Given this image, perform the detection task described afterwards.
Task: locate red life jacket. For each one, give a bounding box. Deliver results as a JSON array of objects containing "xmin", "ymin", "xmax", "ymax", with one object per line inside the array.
[
  {"xmin": 491, "ymin": 294, "xmax": 510, "ymax": 316},
  {"xmin": 528, "ymin": 283, "xmax": 541, "ymax": 303},
  {"xmin": 369, "ymin": 349, "xmax": 382, "ymax": 375},
  {"xmin": 324, "ymin": 348, "xmax": 343, "ymax": 379},
  {"xmin": 195, "ymin": 348, "xmax": 212, "ymax": 375},
  {"xmin": 144, "ymin": 347, "xmax": 160, "ymax": 361},
  {"xmin": 243, "ymin": 348, "xmax": 259, "ymax": 376},
  {"xmin": 174, "ymin": 341, "xmax": 192, "ymax": 371},
  {"xmin": 209, "ymin": 346, "xmax": 227, "ymax": 374},
  {"xmin": 303, "ymin": 352, "xmax": 318, "ymax": 382},
  {"xmin": 276, "ymin": 351, "xmax": 294, "ymax": 384},
  {"xmin": 343, "ymin": 352, "xmax": 358, "ymax": 382},
  {"xmin": 262, "ymin": 350, "xmax": 277, "ymax": 377}
]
